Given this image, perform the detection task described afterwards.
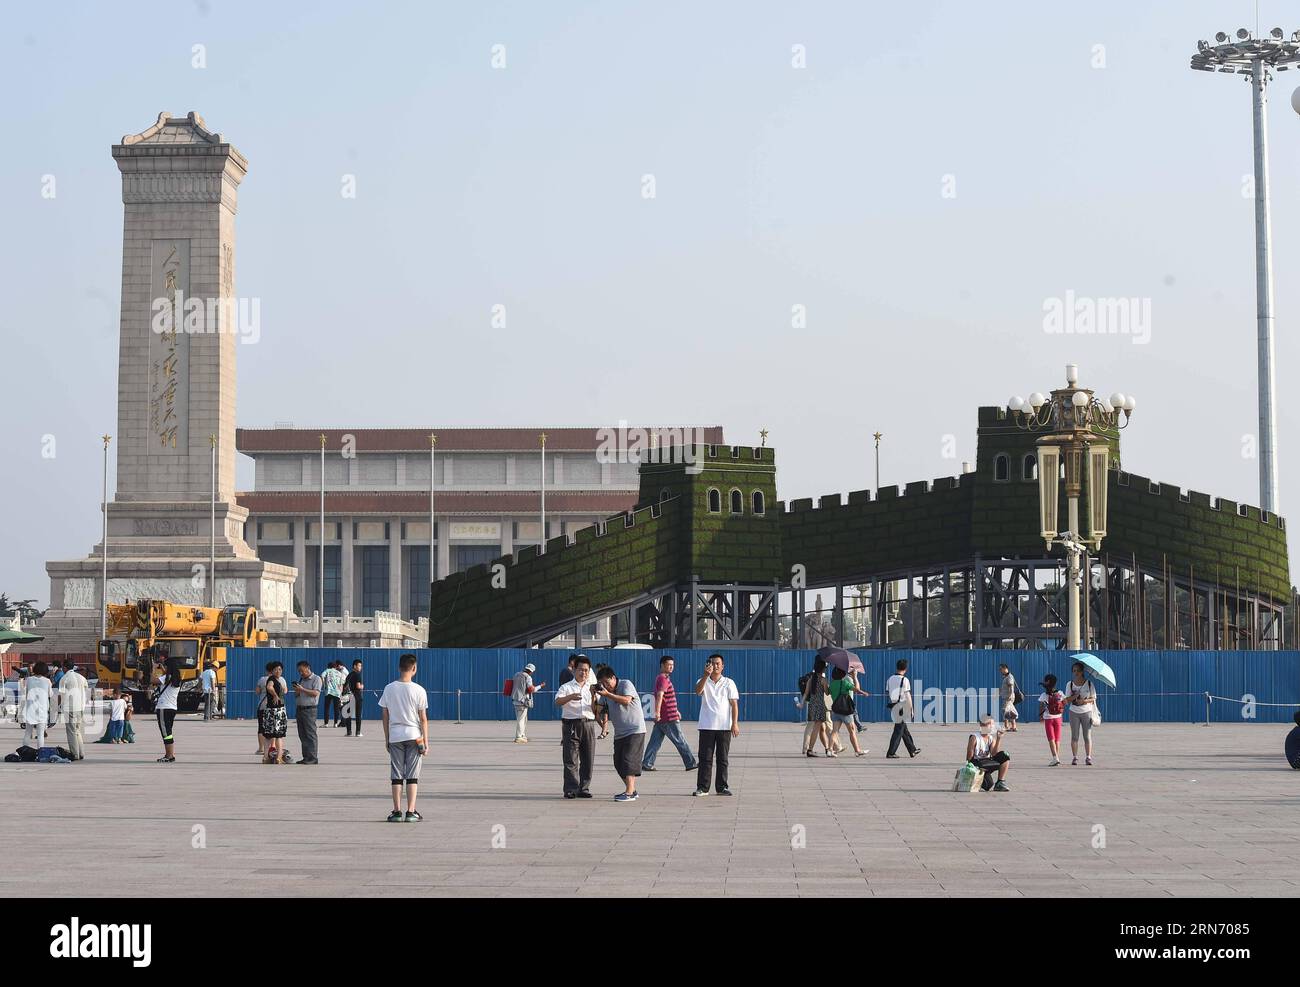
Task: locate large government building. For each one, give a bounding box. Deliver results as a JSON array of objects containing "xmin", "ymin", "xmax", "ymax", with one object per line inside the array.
[{"xmin": 235, "ymin": 426, "xmax": 725, "ymax": 624}]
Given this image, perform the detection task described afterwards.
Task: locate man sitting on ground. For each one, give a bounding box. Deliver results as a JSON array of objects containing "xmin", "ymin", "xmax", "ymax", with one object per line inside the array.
[{"xmin": 966, "ymin": 714, "xmax": 1011, "ymax": 792}]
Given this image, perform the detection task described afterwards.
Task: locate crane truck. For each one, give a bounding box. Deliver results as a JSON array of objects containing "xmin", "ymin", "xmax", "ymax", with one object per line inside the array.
[{"xmin": 96, "ymin": 599, "xmax": 268, "ymax": 712}]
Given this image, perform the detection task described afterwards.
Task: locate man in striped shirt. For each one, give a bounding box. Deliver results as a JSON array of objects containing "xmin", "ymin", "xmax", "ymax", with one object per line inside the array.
[{"xmin": 640, "ymin": 655, "xmax": 697, "ymax": 772}]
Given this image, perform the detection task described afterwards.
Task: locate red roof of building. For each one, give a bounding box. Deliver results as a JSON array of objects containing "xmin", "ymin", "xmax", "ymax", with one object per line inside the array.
[
  {"xmin": 235, "ymin": 490, "xmax": 639, "ymax": 516},
  {"xmin": 236, "ymin": 426, "xmax": 725, "ymax": 454}
]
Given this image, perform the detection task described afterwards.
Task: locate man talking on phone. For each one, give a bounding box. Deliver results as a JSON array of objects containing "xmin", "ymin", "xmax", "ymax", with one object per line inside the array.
[{"xmin": 693, "ymin": 653, "xmax": 739, "ymax": 797}]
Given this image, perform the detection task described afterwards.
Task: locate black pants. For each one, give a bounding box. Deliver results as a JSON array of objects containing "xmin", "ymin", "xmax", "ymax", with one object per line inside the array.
[
  {"xmin": 345, "ymin": 692, "xmax": 363, "ymax": 735},
  {"xmin": 157, "ymin": 709, "xmax": 176, "ymax": 743},
  {"xmin": 973, "ymin": 751, "xmax": 1010, "ymax": 789},
  {"xmin": 887, "ymin": 720, "xmax": 918, "ymax": 756},
  {"xmin": 561, "ymin": 718, "xmax": 595, "ymax": 794},
  {"xmin": 696, "ymin": 729, "xmax": 731, "ymax": 793},
  {"xmin": 322, "ymin": 695, "xmax": 340, "ymax": 724}
]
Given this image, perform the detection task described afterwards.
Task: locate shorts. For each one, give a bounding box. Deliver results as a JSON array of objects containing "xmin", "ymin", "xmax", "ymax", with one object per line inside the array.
[
  {"xmin": 388, "ymin": 740, "xmax": 424, "ymax": 784},
  {"xmin": 613, "ymin": 734, "xmax": 645, "ymax": 778},
  {"xmin": 1043, "ymin": 717, "xmax": 1062, "ymax": 742},
  {"xmin": 831, "ymin": 712, "xmax": 856, "ymax": 725}
]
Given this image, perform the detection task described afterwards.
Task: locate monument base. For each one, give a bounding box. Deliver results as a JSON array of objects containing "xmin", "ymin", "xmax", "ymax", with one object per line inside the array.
[{"xmin": 28, "ymin": 558, "xmax": 296, "ymax": 654}]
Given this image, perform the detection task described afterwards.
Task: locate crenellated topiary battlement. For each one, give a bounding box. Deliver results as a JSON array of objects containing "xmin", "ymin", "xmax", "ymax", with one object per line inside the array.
[{"xmin": 428, "ymin": 411, "xmax": 1289, "ymax": 647}]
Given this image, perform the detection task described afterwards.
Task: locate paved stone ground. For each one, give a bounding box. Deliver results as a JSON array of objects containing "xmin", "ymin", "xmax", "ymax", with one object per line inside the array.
[{"xmin": 0, "ymin": 717, "xmax": 1296, "ymax": 897}]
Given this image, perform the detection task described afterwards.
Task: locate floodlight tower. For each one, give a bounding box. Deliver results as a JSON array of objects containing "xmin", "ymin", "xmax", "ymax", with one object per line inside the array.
[{"xmin": 1190, "ymin": 27, "xmax": 1300, "ymax": 515}]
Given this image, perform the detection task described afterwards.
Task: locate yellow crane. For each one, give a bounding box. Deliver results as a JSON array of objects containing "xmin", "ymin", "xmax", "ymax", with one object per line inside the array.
[{"xmin": 98, "ymin": 600, "xmax": 268, "ymax": 711}]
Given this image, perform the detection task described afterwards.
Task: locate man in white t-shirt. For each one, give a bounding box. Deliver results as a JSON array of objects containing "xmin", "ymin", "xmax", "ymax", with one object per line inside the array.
[
  {"xmin": 21, "ymin": 663, "xmax": 53, "ymax": 751},
  {"xmin": 57, "ymin": 659, "xmax": 89, "ymax": 761},
  {"xmin": 693, "ymin": 653, "xmax": 739, "ymax": 796},
  {"xmin": 379, "ymin": 653, "xmax": 429, "ymax": 822},
  {"xmin": 885, "ymin": 657, "xmax": 920, "ymax": 759},
  {"xmin": 554, "ymin": 653, "xmax": 597, "ymax": 798}
]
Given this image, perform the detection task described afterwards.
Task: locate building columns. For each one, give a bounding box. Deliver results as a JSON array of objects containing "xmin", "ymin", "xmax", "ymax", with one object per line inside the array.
[
  {"xmin": 388, "ymin": 518, "xmax": 402, "ymax": 617},
  {"xmin": 341, "ymin": 516, "xmax": 354, "ymax": 615},
  {"xmin": 292, "ymin": 517, "xmax": 306, "ymax": 614}
]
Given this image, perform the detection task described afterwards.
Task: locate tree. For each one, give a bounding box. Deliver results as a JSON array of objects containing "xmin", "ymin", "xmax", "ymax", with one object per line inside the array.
[{"xmin": 0, "ymin": 596, "xmax": 46, "ymax": 622}]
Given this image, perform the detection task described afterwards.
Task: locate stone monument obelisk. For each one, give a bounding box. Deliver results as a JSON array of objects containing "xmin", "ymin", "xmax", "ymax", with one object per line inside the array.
[{"xmin": 32, "ymin": 112, "xmax": 295, "ymax": 652}]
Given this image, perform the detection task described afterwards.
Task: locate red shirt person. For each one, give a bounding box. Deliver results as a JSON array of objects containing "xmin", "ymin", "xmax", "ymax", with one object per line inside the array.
[{"xmin": 640, "ymin": 655, "xmax": 697, "ymax": 772}]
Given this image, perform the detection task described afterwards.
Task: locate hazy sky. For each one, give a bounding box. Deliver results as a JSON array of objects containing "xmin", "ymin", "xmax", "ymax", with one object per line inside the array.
[{"xmin": 3, "ymin": 0, "xmax": 1299, "ymax": 604}]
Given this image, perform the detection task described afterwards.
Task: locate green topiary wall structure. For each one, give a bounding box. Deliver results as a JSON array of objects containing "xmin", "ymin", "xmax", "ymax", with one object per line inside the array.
[{"xmin": 429, "ymin": 413, "xmax": 1289, "ymax": 647}]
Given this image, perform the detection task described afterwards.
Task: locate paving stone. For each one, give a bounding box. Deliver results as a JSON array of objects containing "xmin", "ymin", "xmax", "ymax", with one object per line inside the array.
[{"xmin": 0, "ymin": 719, "xmax": 1293, "ymax": 897}]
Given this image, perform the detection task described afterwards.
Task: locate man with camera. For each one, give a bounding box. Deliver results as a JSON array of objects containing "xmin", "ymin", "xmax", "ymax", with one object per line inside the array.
[{"xmin": 693, "ymin": 653, "xmax": 739, "ymax": 797}]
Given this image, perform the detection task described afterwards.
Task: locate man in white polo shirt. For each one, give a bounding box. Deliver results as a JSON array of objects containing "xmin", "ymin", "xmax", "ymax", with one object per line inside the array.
[
  {"xmin": 553, "ymin": 653, "xmax": 596, "ymax": 799},
  {"xmin": 693, "ymin": 653, "xmax": 739, "ymax": 796}
]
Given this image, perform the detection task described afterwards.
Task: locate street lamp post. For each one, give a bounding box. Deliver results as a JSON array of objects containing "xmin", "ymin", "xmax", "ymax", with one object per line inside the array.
[
  {"xmin": 1190, "ymin": 26, "xmax": 1300, "ymax": 515},
  {"xmin": 1009, "ymin": 364, "xmax": 1136, "ymax": 650}
]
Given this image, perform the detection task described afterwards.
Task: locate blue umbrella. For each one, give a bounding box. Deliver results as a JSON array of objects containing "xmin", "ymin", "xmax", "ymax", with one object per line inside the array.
[{"xmin": 1072, "ymin": 652, "xmax": 1116, "ymax": 689}]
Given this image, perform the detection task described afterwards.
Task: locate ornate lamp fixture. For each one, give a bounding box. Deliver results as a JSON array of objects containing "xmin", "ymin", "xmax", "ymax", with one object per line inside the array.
[{"xmin": 1007, "ymin": 364, "xmax": 1136, "ymax": 649}]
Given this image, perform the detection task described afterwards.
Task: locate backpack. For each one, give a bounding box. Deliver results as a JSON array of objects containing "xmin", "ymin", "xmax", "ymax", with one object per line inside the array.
[
  {"xmin": 1045, "ymin": 691, "xmax": 1065, "ymax": 716},
  {"xmin": 502, "ymin": 678, "xmax": 514, "ymax": 698}
]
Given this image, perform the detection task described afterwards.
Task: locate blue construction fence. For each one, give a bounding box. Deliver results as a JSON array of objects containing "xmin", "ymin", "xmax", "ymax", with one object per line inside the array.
[{"xmin": 223, "ymin": 647, "xmax": 1300, "ymax": 724}]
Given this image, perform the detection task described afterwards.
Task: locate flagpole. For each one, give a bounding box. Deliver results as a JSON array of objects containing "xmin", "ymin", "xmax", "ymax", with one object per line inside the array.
[
  {"xmin": 209, "ymin": 434, "xmax": 217, "ymax": 608},
  {"xmin": 429, "ymin": 433, "xmax": 437, "ymax": 582},
  {"xmin": 101, "ymin": 434, "xmax": 111, "ymax": 639},
  {"xmin": 539, "ymin": 432, "xmax": 547, "ymax": 553},
  {"xmin": 318, "ymin": 433, "xmax": 326, "ymax": 648}
]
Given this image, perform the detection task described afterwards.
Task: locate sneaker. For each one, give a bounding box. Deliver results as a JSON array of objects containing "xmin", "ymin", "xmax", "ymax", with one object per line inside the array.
[
  {"xmin": 910, "ymin": 748, "xmax": 922, "ymax": 758},
  {"xmin": 1071, "ymin": 757, "xmax": 1078, "ymax": 765},
  {"xmin": 576, "ymin": 791, "xmax": 593, "ymax": 799},
  {"xmin": 858, "ymin": 749, "xmax": 870, "ymax": 756},
  {"xmin": 643, "ymin": 765, "xmax": 657, "ymax": 771},
  {"xmin": 717, "ymin": 789, "xmax": 733, "ymax": 796},
  {"xmin": 513, "ymin": 738, "xmax": 526, "ymax": 744},
  {"xmin": 614, "ymin": 792, "xmax": 638, "ymax": 802},
  {"xmin": 404, "ymin": 810, "xmax": 423, "ymax": 822},
  {"xmin": 519, "ymin": 738, "xmax": 528, "ymax": 744},
  {"xmin": 387, "ymin": 810, "xmax": 404, "ymax": 822},
  {"xmin": 886, "ymin": 753, "xmax": 901, "ymax": 759},
  {"xmin": 355, "ymin": 733, "xmax": 364, "ymax": 738},
  {"xmin": 826, "ymin": 750, "xmax": 838, "ymax": 758},
  {"xmin": 298, "ymin": 759, "xmax": 319, "ymax": 765},
  {"xmin": 563, "ymin": 792, "xmax": 576, "ymax": 799},
  {"xmin": 1085, "ymin": 756, "xmax": 1093, "ymax": 766},
  {"xmin": 1050, "ymin": 758, "xmax": 1060, "ymax": 766},
  {"xmin": 807, "ymin": 751, "xmax": 819, "ymax": 758},
  {"xmin": 692, "ymin": 789, "xmax": 709, "ymax": 797},
  {"xmin": 993, "ymin": 781, "xmax": 1010, "ymax": 792},
  {"xmin": 156, "ymin": 755, "xmax": 175, "ymax": 763},
  {"xmin": 685, "ymin": 764, "xmax": 697, "ymax": 771}
]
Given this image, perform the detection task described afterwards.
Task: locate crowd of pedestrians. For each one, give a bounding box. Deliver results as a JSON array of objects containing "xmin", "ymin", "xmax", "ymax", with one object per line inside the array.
[{"xmin": 5, "ymin": 645, "xmax": 1107, "ymax": 819}]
